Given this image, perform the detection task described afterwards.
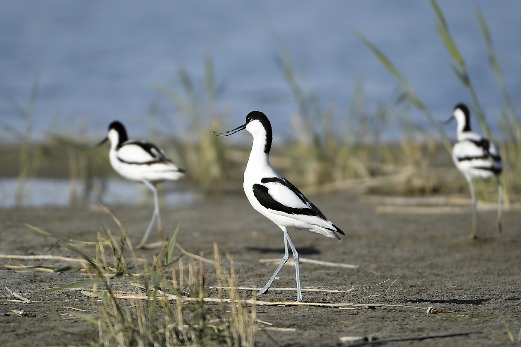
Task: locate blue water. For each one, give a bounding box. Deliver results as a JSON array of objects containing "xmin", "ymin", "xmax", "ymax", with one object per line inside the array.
[
  {"xmin": 0, "ymin": 0, "xmax": 520, "ymax": 141},
  {"xmin": 0, "ymin": 177, "xmax": 194, "ymax": 208}
]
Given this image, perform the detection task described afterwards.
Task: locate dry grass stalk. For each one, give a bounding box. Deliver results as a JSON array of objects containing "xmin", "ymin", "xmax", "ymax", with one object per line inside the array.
[
  {"xmin": 81, "ymin": 288, "xmax": 433, "ymax": 310},
  {"xmin": 210, "ymin": 286, "xmax": 356, "ymax": 294},
  {"xmin": 0, "ymin": 254, "xmax": 87, "ymax": 264},
  {"xmin": 259, "ymin": 257, "xmax": 358, "ymax": 269}
]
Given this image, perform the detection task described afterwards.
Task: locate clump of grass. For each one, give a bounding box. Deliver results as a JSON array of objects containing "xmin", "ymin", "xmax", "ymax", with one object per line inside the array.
[
  {"xmin": 70, "ymin": 208, "xmax": 257, "ymax": 346},
  {"xmin": 275, "ymin": 47, "xmax": 369, "ymax": 187},
  {"xmin": 154, "ymin": 54, "xmax": 229, "ymax": 190}
]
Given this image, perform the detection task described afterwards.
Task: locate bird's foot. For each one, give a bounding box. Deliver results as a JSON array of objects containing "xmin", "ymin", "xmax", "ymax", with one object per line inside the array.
[
  {"xmin": 256, "ymin": 287, "xmax": 269, "ymax": 297},
  {"xmin": 257, "ymin": 287, "xmax": 303, "ymax": 302},
  {"xmin": 470, "ymin": 226, "xmax": 478, "ymax": 240},
  {"xmin": 158, "ymin": 228, "xmax": 167, "ymax": 242},
  {"xmin": 137, "ymin": 240, "xmax": 163, "ymax": 249}
]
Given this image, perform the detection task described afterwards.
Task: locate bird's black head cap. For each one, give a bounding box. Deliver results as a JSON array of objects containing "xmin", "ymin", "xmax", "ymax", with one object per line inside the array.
[
  {"xmin": 454, "ymin": 103, "xmax": 471, "ymax": 132},
  {"xmin": 246, "ymin": 111, "xmax": 272, "ymax": 154},
  {"xmin": 108, "ymin": 121, "xmax": 128, "ymax": 144}
]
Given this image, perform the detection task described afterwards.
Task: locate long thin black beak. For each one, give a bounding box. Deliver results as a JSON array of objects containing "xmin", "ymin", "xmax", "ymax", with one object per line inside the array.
[
  {"xmin": 212, "ymin": 123, "xmax": 246, "ymax": 137},
  {"xmin": 97, "ymin": 137, "xmax": 108, "ymax": 146},
  {"xmin": 442, "ymin": 115, "xmax": 454, "ymax": 125}
]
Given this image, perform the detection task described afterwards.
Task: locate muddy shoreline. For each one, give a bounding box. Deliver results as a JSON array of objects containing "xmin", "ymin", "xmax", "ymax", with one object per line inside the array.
[{"xmin": 1, "ymin": 192, "xmax": 520, "ymax": 346}]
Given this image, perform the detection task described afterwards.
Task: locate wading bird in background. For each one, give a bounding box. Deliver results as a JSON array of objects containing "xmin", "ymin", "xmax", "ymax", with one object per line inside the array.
[
  {"xmin": 446, "ymin": 103, "xmax": 503, "ymax": 239},
  {"xmin": 98, "ymin": 121, "xmax": 185, "ymax": 245}
]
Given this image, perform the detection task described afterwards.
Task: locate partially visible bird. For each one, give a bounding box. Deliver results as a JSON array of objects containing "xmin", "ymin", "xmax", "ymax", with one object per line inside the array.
[
  {"xmin": 98, "ymin": 121, "xmax": 185, "ymax": 245},
  {"xmin": 214, "ymin": 111, "xmax": 344, "ymax": 302},
  {"xmin": 446, "ymin": 103, "xmax": 502, "ymax": 239}
]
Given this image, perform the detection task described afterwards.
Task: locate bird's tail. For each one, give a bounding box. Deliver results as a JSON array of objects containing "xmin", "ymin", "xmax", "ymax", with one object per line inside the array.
[
  {"xmin": 311, "ymin": 222, "xmax": 344, "ymax": 240},
  {"xmin": 329, "ymin": 224, "xmax": 345, "ymax": 240}
]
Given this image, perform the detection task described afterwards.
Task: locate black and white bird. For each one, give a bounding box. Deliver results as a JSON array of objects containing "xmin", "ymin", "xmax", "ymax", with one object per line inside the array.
[
  {"xmin": 98, "ymin": 121, "xmax": 185, "ymax": 245},
  {"xmin": 446, "ymin": 103, "xmax": 502, "ymax": 239},
  {"xmin": 215, "ymin": 111, "xmax": 344, "ymax": 302}
]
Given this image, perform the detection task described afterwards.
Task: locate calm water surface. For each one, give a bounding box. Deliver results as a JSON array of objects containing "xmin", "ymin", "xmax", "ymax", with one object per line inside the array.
[{"xmin": 0, "ymin": 0, "xmax": 520, "ymax": 141}]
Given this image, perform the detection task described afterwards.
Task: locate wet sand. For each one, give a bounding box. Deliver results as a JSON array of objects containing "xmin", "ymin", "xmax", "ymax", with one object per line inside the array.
[{"xmin": 0, "ymin": 192, "xmax": 520, "ymax": 346}]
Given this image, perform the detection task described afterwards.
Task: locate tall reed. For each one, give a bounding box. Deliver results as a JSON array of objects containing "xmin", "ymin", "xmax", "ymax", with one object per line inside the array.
[
  {"xmin": 275, "ymin": 46, "xmax": 439, "ymax": 194},
  {"xmin": 154, "ymin": 54, "xmax": 228, "ymax": 189},
  {"xmin": 4, "ymin": 78, "xmax": 44, "ymax": 205}
]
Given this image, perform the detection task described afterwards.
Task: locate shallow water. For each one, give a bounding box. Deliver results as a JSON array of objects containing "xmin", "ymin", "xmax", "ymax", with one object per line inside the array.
[
  {"xmin": 0, "ymin": 0, "xmax": 520, "ymax": 140},
  {"xmin": 0, "ymin": 177, "xmax": 194, "ymax": 208}
]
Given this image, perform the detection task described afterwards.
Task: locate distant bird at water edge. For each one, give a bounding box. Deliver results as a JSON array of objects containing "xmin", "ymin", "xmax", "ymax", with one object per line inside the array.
[
  {"xmin": 98, "ymin": 121, "xmax": 185, "ymax": 245},
  {"xmin": 445, "ymin": 103, "xmax": 502, "ymax": 239}
]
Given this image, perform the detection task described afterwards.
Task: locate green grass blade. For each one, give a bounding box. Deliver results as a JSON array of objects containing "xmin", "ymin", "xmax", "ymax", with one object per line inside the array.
[
  {"xmin": 167, "ymin": 224, "xmax": 180, "ymax": 264},
  {"xmin": 477, "ymin": 10, "xmax": 499, "ymax": 76},
  {"xmin": 47, "ymin": 278, "xmax": 101, "ymax": 291},
  {"xmin": 177, "ymin": 63, "xmax": 198, "ymax": 108},
  {"xmin": 430, "ymin": 0, "xmax": 465, "ymax": 69},
  {"xmin": 356, "ymin": 32, "xmax": 451, "ymax": 152},
  {"xmin": 430, "ymin": 0, "xmax": 491, "ymax": 138},
  {"xmin": 356, "ymin": 33, "xmax": 407, "ymax": 86},
  {"xmin": 25, "ymin": 224, "xmax": 98, "ymax": 245},
  {"xmin": 356, "ymin": 32, "xmax": 425, "ymax": 113},
  {"xmin": 275, "ymin": 47, "xmax": 309, "ymax": 119},
  {"xmin": 69, "ymin": 312, "xmax": 99, "ymax": 326},
  {"xmin": 477, "ymin": 8, "xmax": 518, "ymax": 131}
]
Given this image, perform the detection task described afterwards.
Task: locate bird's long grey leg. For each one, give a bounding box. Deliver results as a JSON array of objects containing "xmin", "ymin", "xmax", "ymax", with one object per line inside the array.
[
  {"xmin": 257, "ymin": 228, "xmax": 289, "ymax": 297},
  {"xmin": 141, "ymin": 179, "xmax": 160, "ymax": 244},
  {"xmin": 284, "ymin": 228, "xmax": 302, "ymax": 302},
  {"xmin": 465, "ymin": 175, "xmax": 477, "ymax": 239},
  {"xmin": 497, "ymin": 177, "xmax": 503, "ymax": 234}
]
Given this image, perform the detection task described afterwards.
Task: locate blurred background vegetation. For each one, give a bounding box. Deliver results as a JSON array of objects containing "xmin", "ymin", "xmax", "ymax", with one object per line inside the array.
[{"xmin": 0, "ymin": 0, "xmax": 518, "ymax": 207}]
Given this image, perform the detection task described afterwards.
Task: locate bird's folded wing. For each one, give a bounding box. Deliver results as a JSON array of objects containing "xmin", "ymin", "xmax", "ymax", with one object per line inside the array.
[
  {"xmin": 117, "ymin": 141, "xmax": 171, "ymax": 164},
  {"xmin": 487, "ymin": 142, "xmax": 502, "ymax": 161},
  {"xmin": 252, "ymin": 177, "xmax": 327, "ymax": 219},
  {"xmin": 455, "ymin": 138, "xmax": 501, "ymax": 162}
]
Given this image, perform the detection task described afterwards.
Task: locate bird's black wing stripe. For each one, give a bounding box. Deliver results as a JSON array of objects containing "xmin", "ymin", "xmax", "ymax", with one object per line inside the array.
[
  {"xmin": 126, "ymin": 141, "xmax": 171, "ymax": 160},
  {"xmin": 259, "ymin": 177, "xmax": 327, "ymax": 219},
  {"xmin": 331, "ymin": 223, "xmax": 345, "ymax": 236},
  {"xmin": 457, "ymin": 155, "xmax": 492, "ymax": 162},
  {"xmin": 116, "ymin": 141, "xmax": 175, "ymax": 165},
  {"xmin": 475, "ymin": 166, "xmax": 502, "ymax": 174},
  {"xmin": 457, "ymin": 154, "xmax": 502, "ymax": 162},
  {"xmin": 117, "ymin": 156, "xmax": 186, "ymax": 172},
  {"xmin": 454, "ymin": 156, "xmax": 502, "ymax": 174},
  {"xmin": 252, "ymin": 184, "xmax": 319, "ymax": 217},
  {"xmin": 467, "ymin": 138, "xmax": 490, "ymax": 153},
  {"xmin": 117, "ymin": 158, "xmax": 166, "ymax": 165},
  {"xmin": 464, "ymin": 138, "xmax": 502, "ymax": 161}
]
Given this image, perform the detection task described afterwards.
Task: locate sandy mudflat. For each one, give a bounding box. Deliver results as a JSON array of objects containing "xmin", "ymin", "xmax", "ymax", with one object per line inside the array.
[{"xmin": 0, "ymin": 192, "xmax": 520, "ymax": 346}]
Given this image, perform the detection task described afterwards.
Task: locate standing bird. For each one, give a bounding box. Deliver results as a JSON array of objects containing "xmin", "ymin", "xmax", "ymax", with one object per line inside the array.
[
  {"xmin": 446, "ymin": 103, "xmax": 502, "ymax": 239},
  {"xmin": 214, "ymin": 111, "xmax": 344, "ymax": 302},
  {"xmin": 98, "ymin": 121, "xmax": 185, "ymax": 245}
]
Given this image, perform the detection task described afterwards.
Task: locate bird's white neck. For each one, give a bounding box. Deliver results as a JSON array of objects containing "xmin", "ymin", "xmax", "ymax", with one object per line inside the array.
[
  {"xmin": 245, "ymin": 135, "xmax": 272, "ymax": 177},
  {"xmin": 453, "ymin": 108, "xmax": 471, "ymax": 139},
  {"xmin": 456, "ymin": 121, "xmax": 468, "ymax": 139}
]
